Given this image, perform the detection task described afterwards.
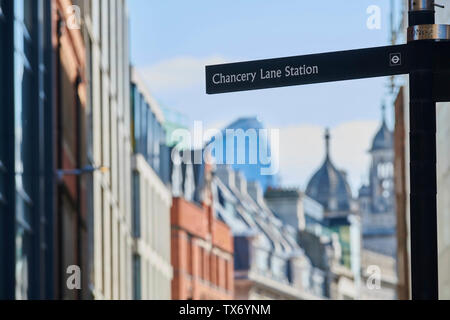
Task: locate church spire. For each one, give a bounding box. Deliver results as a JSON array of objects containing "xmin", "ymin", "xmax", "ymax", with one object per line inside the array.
[
  {"xmin": 325, "ymin": 128, "xmax": 330, "ymax": 160},
  {"xmin": 381, "ymin": 104, "xmax": 387, "ymax": 126}
]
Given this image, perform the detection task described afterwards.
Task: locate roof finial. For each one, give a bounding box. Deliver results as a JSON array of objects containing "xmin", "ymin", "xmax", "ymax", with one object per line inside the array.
[
  {"xmin": 381, "ymin": 104, "xmax": 387, "ymax": 125},
  {"xmin": 325, "ymin": 128, "xmax": 330, "ymax": 160}
]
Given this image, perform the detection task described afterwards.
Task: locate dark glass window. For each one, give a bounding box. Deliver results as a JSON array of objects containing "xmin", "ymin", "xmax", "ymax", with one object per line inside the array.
[
  {"xmin": 140, "ymin": 97, "xmax": 147, "ymax": 157},
  {"xmin": 132, "ymin": 85, "xmax": 141, "ymax": 153},
  {"xmin": 132, "ymin": 171, "xmax": 140, "ymax": 238},
  {"xmin": 0, "ymin": 3, "xmax": 6, "ymax": 298},
  {"xmin": 14, "ymin": 0, "xmax": 35, "ymax": 300},
  {"xmin": 0, "ymin": 0, "xmax": 5, "ymax": 205},
  {"xmin": 131, "ymin": 84, "xmax": 167, "ymax": 180},
  {"xmin": 132, "ymin": 254, "xmax": 141, "ymax": 300},
  {"xmin": 130, "ymin": 84, "xmax": 135, "ymax": 151},
  {"xmin": 153, "ymin": 117, "xmax": 160, "ymax": 174},
  {"xmin": 147, "ymin": 105, "xmax": 153, "ymax": 165}
]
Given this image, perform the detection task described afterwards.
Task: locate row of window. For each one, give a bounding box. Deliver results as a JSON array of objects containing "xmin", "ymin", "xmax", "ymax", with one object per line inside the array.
[
  {"xmin": 131, "ymin": 84, "xmax": 166, "ymax": 178},
  {"xmin": 196, "ymin": 244, "xmax": 233, "ymax": 292},
  {"xmin": 253, "ymin": 246, "xmax": 288, "ymax": 281},
  {"xmin": 96, "ymin": 187, "xmax": 133, "ymax": 299},
  {"xmin": 90, "ymin": 0, "xmax": 134, "ymax": 299},
  {"xmin": 215, "ymin": 180, "xmax": 291, "ymax": 282},
  {"xmin": 131, "ymin": 170, "xmax": 171, "ymax": 261},
  {"xmin": 0, "ymin": 0, "xmax": 51, "ymax": 299}
]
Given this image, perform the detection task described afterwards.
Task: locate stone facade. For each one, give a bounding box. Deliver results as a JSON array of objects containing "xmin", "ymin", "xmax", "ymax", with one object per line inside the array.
[
  {"xmin": 358, "ymin": 107, "xmax": 397, "ymax": 258},
  {"xmin": 214, "ymin": 166, "xmax": 325, "ymax": 300},
  {"xmin": 85, "ymin": 0, "xmax": 134, "ymax": 299}
]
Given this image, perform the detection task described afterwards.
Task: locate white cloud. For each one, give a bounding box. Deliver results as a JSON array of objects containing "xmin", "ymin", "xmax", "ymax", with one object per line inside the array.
[
  {"xmin": 275, "ymin": 120, "xmax": 379, "ymax": 195},
  {"xmin": 138, "ymin": 56, "xmax": 228, "ymax": 92}
]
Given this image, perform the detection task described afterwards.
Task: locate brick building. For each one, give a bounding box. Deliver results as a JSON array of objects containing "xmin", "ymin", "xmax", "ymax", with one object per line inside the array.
[
  {"xmin": 53, "ymin": 0, "xmax": 89, "ymax": 300},
  {"xmin": 170, "ymin": 151, "xmax": 234, "ymax": 300}
]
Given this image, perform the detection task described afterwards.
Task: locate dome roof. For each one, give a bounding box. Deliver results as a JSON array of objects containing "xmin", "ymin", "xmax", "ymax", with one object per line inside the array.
[
  {"xmin": 370, "ymin": 106, "xmax": 393, "ymax": 152},
  {"xmin": 306, "ymin": 129, "xmax": 353, "ymax": 212}
]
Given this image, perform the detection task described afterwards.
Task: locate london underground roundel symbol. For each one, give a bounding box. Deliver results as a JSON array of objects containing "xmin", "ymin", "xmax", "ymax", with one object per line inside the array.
[{"xmin": 390, "ymin": 53, "xmax": 402, "ymax": 66}]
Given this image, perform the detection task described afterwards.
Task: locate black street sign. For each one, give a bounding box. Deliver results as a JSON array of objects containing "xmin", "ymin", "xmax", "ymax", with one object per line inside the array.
[
  {"xmin": 206, "ymin": 42, "xmax": 450, "ymax": 102},
  {"xmin": 206, "ymin": 45, "xmax": 410, "ymax": 94}
]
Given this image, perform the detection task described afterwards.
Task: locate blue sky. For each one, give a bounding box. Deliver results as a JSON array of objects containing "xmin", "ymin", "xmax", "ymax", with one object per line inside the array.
[{"xmin": 128, "ymin": 0, "xmax": 399, "ymax": 192}]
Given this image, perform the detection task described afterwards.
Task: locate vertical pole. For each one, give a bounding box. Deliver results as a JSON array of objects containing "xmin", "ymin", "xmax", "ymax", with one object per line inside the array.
[{"xmin": 408, "ymin": 0, "xmax": 439, "ymax": 300}]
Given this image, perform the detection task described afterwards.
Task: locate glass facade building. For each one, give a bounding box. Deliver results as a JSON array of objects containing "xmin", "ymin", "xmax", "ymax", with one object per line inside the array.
[
  {"xmin": 129, "ymin": 68, "xmax": 173, "ymax": 300},
  {"xmin": 0, "ymin": 0, "xmax": 54, "ymax": 299},
  {"xmin": 210, "ymin": 117, "xmax": 279, "ymax": 192},
  {"xmin": 131, "ymin": 84, "xmax": 166, "ymax": 180}
]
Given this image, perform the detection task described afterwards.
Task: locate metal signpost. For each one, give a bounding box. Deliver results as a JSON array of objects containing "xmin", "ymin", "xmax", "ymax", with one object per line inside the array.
[{"xmin": 205, "ymin": 1, "xmax": 450, "ymax": 300}]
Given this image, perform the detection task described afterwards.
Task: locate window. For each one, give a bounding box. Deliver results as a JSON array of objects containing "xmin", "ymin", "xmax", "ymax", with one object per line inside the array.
[
  {"xmin": 140, "ymin": 97, "xmax": 148, "ymax": 157},
  {"xmin": 132, "ymin": 171, "xmax": 140, "ymax": 238},
  {"xmin": 132, "ymin": 254, "xmax": 141, "ymax": 300},
  {"xmin": 224, "ymin": 260, "xmax": 229, "ymax": 290},
  {"xmin": 255, "ymin": 247, "xmax": 269, "ymax": 272},
  {"xmin": 132, "ymin": 85, "xmax": 140, "ymax": 153},
  {"xmin": 15, "ymin": 196, "xmax": 31, "ymax": 299},
  {"xmin": 187, "ymin": 236, "xmax": 193, "ymax": 275},
  {"xmin": 14, "ymin": 0, "xmax": 36, "ymax": 300},
  {"xmin": 198, "ymin": 247, "xmax": 203, "ymax": 280},
  {"xmin": 0, "ymin": 0, "xmax": 6, "ymax": 206},
  {"xmin": 146, "ymin": 104, "xmax": 153, "ymax": 163},
  {"xmin": 154, "ymin": 120, "xmax": 161, "ymax": 174},
  {"xmin": 271, "ymin": 256, "xmax": 286, "ymax": 281}
]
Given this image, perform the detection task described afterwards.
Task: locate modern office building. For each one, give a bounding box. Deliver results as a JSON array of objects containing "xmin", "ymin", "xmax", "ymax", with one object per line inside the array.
[
  {"xmin": 84, "ymin": 0, "xmax": 134, "ymax": 299},
  {"xmin": 170, "ymin": 150, "xmax": 234, "ymax": 300},
  {"xmin": 210, "ymin": 117, "xmax": 279, "ymax": 192},
  {"xmin": 213, "ymin": 165, "xmax": 324, "ymax": 299},
  {"xmin": 0, "ymin": 0, "xmax": 61, "ymax": 300},
  {"xmin": 130, "ymin": 68, "xmax": 173, "ymax": 299}
]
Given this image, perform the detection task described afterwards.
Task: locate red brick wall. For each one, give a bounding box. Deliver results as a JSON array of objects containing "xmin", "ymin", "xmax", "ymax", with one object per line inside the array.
[
  {"xmin": 171, "ymin": 197, "xmax": 234, "ymax": 300},
  {"xmin": 213, "ymin": 220, "xmax": 234, "ymax": 253},
  {"xmin": 171, "ymin": 198, "xmax": 209, "ymax": 239}
]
